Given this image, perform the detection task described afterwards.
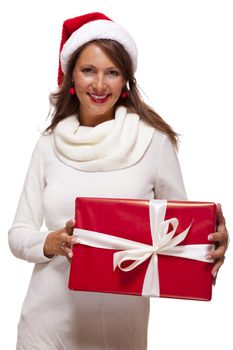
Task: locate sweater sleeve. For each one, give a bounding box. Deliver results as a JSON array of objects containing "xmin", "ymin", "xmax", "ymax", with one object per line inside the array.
[
  {"xmin": 8, "ymin": 137, "xmax": 54, "ymax": 264},
  {"xmin": 154, "ymin": 135, "xmax": 188, "ymax": 200}
]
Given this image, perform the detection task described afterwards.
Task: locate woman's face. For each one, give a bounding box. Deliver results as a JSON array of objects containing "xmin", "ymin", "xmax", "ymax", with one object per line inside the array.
[{"xmin": 72, "ymin": 43, "xmax": 126, "ymax": 126}]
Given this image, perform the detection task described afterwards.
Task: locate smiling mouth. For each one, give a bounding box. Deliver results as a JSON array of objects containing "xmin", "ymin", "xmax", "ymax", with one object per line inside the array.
[{"xmin": 88, "ymin": 93, "xmax": 111, "ymax": 103}]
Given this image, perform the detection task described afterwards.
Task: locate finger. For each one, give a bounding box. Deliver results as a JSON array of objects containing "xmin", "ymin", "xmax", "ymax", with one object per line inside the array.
[
  {"xmin": 59, "ymin": 241, "xmax": 73, "ymax": 257},
  {"xmin": 216, "ymin": 203, "xmax": 226, "ymax": 227},
  {"xmin": 63, "ymin": 245, "xmax": 73, "ymax": 259},
  {"xmin": 66, "ymin": 255, "xmax": 72, "ymax": 264},
  {"xmin": 206, "ymin": 245, "xmax": 226, "ymax": 260},
  {"xmin": 60, "ymin": 231, "xmax": 69, "ymax": 242},
  {"xmin": 60, "ymin": 240, "xmax": 72, "ymax": 249},
  {"xmin": 212, "ymin": 270, "xmax": 219, "ymax": 286},
  {"xmin": 60, "ymin": 232, "xmax": 75, "ymax": 247},
  {"xmin": 208, "ymin": 231, "xmax": 228, "ymax": 244},
  {"xmin": 65, "ymin": 219, "xmax": 76, "ymax": 236},
  {"xmin": 71, "ymin": 235, "xmax": 78, "ymax": 244},
  {"xmin": 213, "ymin": 274, "xmax": 217, "ymax": 286},
  {"xmin": 59, "ymin": 241, "xmax": 67, "ymax": 256},
  {"xmin": 211, "ymin": 258, "xmax": 225, "ymax": 278}
]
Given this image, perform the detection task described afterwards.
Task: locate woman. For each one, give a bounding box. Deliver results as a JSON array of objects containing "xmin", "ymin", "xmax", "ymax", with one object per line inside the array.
[{"xmin": 8, "ymin": 12, "xmax": 228, "ymax": 350}]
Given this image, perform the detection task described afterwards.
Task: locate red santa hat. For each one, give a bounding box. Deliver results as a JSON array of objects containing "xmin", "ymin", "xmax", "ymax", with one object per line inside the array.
[{"xmin": 58, "ymin": 12, "xmax": 138, "ymax": 85}]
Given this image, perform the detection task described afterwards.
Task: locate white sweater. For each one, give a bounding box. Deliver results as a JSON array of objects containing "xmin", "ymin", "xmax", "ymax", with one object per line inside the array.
[{"xmin": 9, "ymin": 107, "xmax": 187, "ymax": 350}]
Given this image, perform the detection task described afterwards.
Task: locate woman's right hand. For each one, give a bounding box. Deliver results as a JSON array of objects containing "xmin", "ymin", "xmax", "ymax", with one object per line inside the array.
[{"xmin": 43, "ymin": 219, "xmax": 75, "ymax": 261}]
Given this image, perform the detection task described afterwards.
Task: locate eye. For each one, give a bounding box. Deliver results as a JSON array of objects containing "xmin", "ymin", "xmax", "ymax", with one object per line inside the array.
[
  {"xmin": 82, "ymin": 68, "xmax": 94, "ymax": 74},
  {"xmin": 108, "ymin": 70, "xmax": 120, "ymax": 77}
]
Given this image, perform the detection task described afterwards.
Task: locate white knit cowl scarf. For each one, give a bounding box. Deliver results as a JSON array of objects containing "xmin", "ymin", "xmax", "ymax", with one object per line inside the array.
[{"xmin": 51, "ymin": 106, "xmax": 155, "ymax": 172}]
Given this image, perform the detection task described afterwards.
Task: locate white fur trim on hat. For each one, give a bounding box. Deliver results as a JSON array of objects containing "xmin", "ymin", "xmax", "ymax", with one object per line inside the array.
[{"xmin": 60, "ymin": 19, "xmax": 138, "ymax": 74}]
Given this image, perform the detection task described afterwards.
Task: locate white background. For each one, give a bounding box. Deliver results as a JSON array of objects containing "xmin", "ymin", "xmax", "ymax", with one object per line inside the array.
[{"xmin": 1, "ymin": 1, "xmax": 232, "ymax": 349}]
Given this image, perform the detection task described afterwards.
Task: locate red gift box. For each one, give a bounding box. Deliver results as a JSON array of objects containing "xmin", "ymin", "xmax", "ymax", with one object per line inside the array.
[{"xmin": 68, "ymin": 198, "xmax": 216, "ymax": 301}]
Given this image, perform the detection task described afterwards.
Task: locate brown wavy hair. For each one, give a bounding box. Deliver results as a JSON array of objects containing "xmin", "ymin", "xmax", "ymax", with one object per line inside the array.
[{"xmin": 45, "ymin": 39, "xmax": 179, "ymax": 147}]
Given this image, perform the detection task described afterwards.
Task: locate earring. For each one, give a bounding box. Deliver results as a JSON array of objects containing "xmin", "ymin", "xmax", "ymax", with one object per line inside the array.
[
  {"xmin": 120, "ymin": 90, "xmax": 128, "ymax": 99},
  {"xmin": 69, "ymin": 82, "xmax": 76, "ymax": 95},
  {"xmin": 120, "ymin": 81, "xmax": 130, "ymax": 99}
]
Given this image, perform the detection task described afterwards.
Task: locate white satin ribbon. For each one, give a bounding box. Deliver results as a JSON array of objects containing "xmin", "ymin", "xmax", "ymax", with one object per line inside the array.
[{"xmin": 73, "ymin": 199, "xmax": 214, "ymax": 296}]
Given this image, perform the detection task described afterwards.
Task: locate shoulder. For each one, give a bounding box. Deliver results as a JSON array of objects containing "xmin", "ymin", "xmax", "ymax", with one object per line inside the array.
[
  {"xmin": 148, "ymin": 127, "xmax": 173, "ymax": 150},
  {"xmin": 151, "ymin": 128, "xmax": 168, "ymax": 143},
  {"xmin": 34, "ymin": 132, "xmax": 51, "ymax": 148},
  {"xmin": 144, "ymin": 127, "xmax": 179, "ymax": 165},
  {"xmin": 32, "ymin": 133, "xmax": 53, "ymax": 159}
]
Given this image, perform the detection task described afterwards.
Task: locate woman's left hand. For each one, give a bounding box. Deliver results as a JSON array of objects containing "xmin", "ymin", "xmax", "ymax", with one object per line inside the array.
[{"xmin": 206, "ymin": 203, "xmax": 229, "ymax": 285}]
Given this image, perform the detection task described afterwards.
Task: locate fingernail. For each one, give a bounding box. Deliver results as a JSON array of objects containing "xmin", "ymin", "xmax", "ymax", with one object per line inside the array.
[
  {"xmin": 208, "ymin": 234, "xmax": 214, "ymax": 240},
  {"xmin": 68, "ymin": 251, "xmax": 73, "ymax": 258},
  {"xmin": 71, "ymin": 237, "xmax": 77, "ymax": 244},
  {"xmin": 206, "ymin": 254, "xmax": 212, "ymax": 260}
]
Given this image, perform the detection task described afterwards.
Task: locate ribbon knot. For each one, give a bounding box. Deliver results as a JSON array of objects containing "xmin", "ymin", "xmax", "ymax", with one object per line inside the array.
[{"xmin": 113, "ymin": 215, "xmax": 192, "ymax": 273}]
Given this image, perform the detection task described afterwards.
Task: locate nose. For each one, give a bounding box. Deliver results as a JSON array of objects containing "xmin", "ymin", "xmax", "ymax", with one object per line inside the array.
[{"xmin": 92, "ymin": 73, "xmax": 107, "ymax": 92}]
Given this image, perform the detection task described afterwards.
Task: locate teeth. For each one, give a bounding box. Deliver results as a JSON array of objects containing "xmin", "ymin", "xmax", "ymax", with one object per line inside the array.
[{"xmin": 89, "ymin": 94, "xmax": 108, "ymax": 100}]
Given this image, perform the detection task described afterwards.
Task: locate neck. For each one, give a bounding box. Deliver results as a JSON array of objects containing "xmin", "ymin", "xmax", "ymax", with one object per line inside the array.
[{"xmin": 78, "ymin": 106, "xmax": 115, "ymax": 127}]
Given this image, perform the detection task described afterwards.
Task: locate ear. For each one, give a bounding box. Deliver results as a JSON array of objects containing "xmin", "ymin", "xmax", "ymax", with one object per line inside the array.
[
  {"xmin": 71, "ymin": 72, "xmax": 76, "ymax": 85},
  {"xmin": 122, "ymin": 78, "xmax": 126, "ymax": 88}
]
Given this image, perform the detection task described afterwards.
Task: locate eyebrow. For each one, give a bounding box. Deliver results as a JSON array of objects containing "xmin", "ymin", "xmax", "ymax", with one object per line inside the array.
[
  {"xmin": 79, "ymin": 64, "xmax": 95, "ymax": 69},
  {"xmin": 79, "ymin": 64, "xmax": 119, "ymax": 70}
]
